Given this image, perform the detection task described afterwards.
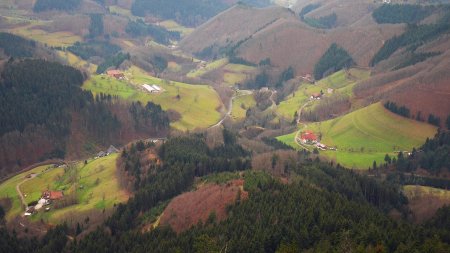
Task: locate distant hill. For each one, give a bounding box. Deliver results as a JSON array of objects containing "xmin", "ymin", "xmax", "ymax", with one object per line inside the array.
[
  {"xmin": 180, "ymin": 5, "xmax": 403, "ymax": 75},
  {"xmin": 131, "ymin": 0, "xmax": 272, "ymax": 27}
]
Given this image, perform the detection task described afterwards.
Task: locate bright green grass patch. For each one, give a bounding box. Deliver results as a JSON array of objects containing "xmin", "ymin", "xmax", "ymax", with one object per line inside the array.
[
  {"xmin": 277, "ymin": 68, "xmax": 371, "ymax": 120},
  {"xmin": 30, "ymin": 154, "xmax": 129, "ymax": 223},
  {"xmin": 223, "ymin": 72, "xmax": 248, "ymax": 86},
  {"xmin": 83, "ymin": 66, "xmax": 222, "ymax": 131},
  {"xmin": 231, "ymin": 94, "xmax": 256, "ymax": 119},
  {"xmin": 276, "ymin": 131, "xmax": 300, "ymax": 150},
  {"xmin": 159, "ymin": 20, "xmax": 194, "ymax": 37},
  {"xmin": 306, "ymin": 103, "xmax": 437, "ymax": 168},
  {"xmin": 276, "ymin": 83, "xmax": 320, "ymax": 120},
  {"xmin": 187, "ymin": 58, "xmax": 229, "ymax": 78},
  {"xmin": 57, "ymin": 51, "xmax": 97, "ymax": 74},
  {"xmin": 0, "ymin": 165, "xmax": 52, "ymax": 221}
]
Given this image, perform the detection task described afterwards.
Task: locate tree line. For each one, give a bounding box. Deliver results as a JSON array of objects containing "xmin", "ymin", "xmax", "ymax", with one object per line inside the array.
[
  {"xmin": 0, "ymin": 33, "xmax": 36, "ymax": 58},
  {"xmin": 33, "ymin": 0, "xmax": 81, "ymax": 12},
  {"xmin": 371, "ymin": 8, "xmax": 450, "ymax": 66},
  {"xmin": 1, "ymin": 132, "xmax": 450, "ymax": 252},
  {"xmin": 313, "ymin": 43, "xmax": 354, "ymax": 80},
  {"xmin": 125, "ymin": 20, "xmax": 180, "ymax": 45},
  {"xmin": 372, "ymin": 4, "xmax": 434, "ymax": 24}
]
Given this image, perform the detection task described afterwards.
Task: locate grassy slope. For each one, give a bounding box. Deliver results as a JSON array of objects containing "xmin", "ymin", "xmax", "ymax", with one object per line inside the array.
[
  {"xmin": 0, "ymin": 154, "xmax": 128, "ymax": 223},
  {"xmin": 277, "ymin": 69, "xmax": 370, "ymax": 120},
  {"xmin": 83, "ymin": 66, "xmax": 222, "ymax": 131},
  {"xmin": 278, "ymin": 103, "xmax": 437, "ymax": 169},
  {"xmin": 223, "ymin": 64, "xmax": 257, "ymax": 86},
  {"xmin": 187, "ymin": 58, "xmax": 229, "ymax": 78},
  {"xmin": 231, "ymin": 94, "xmax": 256, "ymax": 119},
  {"xmin": 8, "ymin": 25, "xmax": 81, "ymax": 47},
  {"xmin": 57, "ymin": 51, "xmax": 98, "ymax": 74},
  {"xmin": 0, "ymin": 165, "xmax": 51, "ymax": 221}
]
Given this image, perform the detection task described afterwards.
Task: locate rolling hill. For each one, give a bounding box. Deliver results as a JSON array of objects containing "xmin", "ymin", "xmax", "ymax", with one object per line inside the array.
[
  {"xmin": 278, "ymin": 103, "xmax": 437, "ymax": 168},
  {"xmin": 180, "ymin": 4, "xmax": 404, "ymax": 75}
]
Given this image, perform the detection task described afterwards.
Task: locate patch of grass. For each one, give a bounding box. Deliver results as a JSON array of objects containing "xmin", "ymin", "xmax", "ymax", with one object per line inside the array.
[
  {"xmin": 277, "ymin": 83, "xmax": 319, "ymax": 120},
  {"xmin": 108, "ymin": 5, "xmax": 138, "ymax": 21},
  {"xmin": 403, "ymin": 185, "xmax": 450, "ymax": 200},
  {"xmin": 8, "ymin": 26, "xmax": 81, "ymax": 47},
  {"xmin": 0, "ymin": 165, "xmax": 55, "ymax": 221},
  {"xmin": 277, "ymin": 68, "xmax": 371, "ymax": 120},
  {"xmin": 57, "ymin": 51, "xmax": 97, "ymax": 73},
  {"xmin": 276, "ymin": 131, "xmax": 300, "ymax": 150},
  {"xmin": 231, "ymin": 94, "xmax": 256, "ymax": 119},
  {"xmin": 159, "ymin": 20, "xmax": 194, "ymax": 37},
  {"xmin": 186, "ymin": 58, "xmax": 228, "ymax": 78},
  {"xmin": 223, "ymin": 72, "xmax": 248, "ymax": 86},
  {"xmin": 32, "ymin": 154, "xmax": 129, "ymax": 223},
  {"xmin": 306, "ymin": 103, "xmax": 437, "ymax": 169},
  {"xmin": 83, "ymin": 66, "xmax": 223, "ymax": 131}
]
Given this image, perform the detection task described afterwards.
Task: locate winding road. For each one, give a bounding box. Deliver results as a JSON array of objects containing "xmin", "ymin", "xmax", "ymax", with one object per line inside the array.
[
  {"xmin": 16, "ymin": 173, "xmax": 37, "ymax": 210},
  {"xmin": 209, "ymin": 90, "xmax": 253, "ymax": 129},
  {"xmin": 294, "ymin": 100, "xmax": 315, "ymax": 150}
]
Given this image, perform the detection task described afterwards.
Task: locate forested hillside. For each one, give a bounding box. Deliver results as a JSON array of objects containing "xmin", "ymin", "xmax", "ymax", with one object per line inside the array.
[
  {"xmin": 372, "ymin": 4, "xmax": 434, "ymax": 24},
  {"xmin": 371, "ymin": 9, "xmax": 450, "ymax": 66},
  {"xmin": 0, "ymin": 33, "xmax": 36, "ymax": 58},
  {"xmin": 33, "ymin": 0, "xmax": 81, "ymax": 13},
  {"xmin": 0, "ymin": 59, "xmax": 169, "ymax": 176},
  {"xmin": 131, "ymin": 0, "xmax": 271, "ymax": 27},
  {"xmin": 1, "ymin": 135, "xmax": 449, "ymax": 252},
  {"xmin": 314, "ymin": 43, "xmax": 354, "ymax": 79}
]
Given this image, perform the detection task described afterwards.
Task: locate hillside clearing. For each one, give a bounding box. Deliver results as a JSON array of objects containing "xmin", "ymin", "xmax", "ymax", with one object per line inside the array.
[
  {"xmin": 278, "ymin": 103, "xmax": 437, "ymax": 168},
  {"xmin": 83, "ymin": 66, "xmax": 222, "ymax": 131}
]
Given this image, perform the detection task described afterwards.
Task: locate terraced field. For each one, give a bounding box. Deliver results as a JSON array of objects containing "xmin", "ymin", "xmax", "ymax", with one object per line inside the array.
[
  {"xmin": 278, "ymin": 103, "xmax": 437, "ymax": 168},
  {"xmin": 83, "ymin": 66, "xmax": 223, "ymax": 131}
]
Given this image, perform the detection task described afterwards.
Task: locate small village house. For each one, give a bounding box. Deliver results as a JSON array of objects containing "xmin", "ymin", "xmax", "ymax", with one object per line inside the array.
[
  {"xmin": 299, "ymin": 130, "xmax": 318, "ymax": 144},
  {"xmin": 42, "ymin": 190, "xmax": 64, "ymax": 200},
  {"xmin": 107, "ymin": 70, "xmax": 125, "ymax": 79}
]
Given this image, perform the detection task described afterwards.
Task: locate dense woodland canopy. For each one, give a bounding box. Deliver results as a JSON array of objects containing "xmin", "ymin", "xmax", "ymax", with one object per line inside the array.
[
  {"xmin": 0, "ymin": 59, "xmax": 170, "ymax": 175},
  {"xmin": 313, "ymin": 43, "xmax": 354, "ymax": 80},
  {"xmin": 125, "ymin": 20, "xmax": 180, "ymax": 45},
  {"xmin": 0, "ymin": 33, "xmax": 36, "ymax": 58},
  {"xmin": 1, "ymin": 133, "xmax": 449, "ymax": 252},
  {"xmin": 33, "ymin": 0, "xmax": 81, "ymax": 13},
  {"xmin": 371, "ymin": 9, "xmax": 450, "ymax": 66},
  {"xmin": 131, "ymin": 0, "xmax": 271, "ymax": 27},
  {"xmin": 372, "ymin": 4, "xmax": 434, "ymax": 24},
  {"xmin": 67, "ymin": 41, "xmax": 121, "ymax": 60}
]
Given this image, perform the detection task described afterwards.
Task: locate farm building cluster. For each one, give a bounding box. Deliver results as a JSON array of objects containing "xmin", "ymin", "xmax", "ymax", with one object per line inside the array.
[
  {"xmin": 95, "ymin": 145, "xmax": 119, "ymax": 159},
  {"xmin": 142, "ymin": 84, "xmax": 163, "ymax": 93},
  {"xmin": 298, "ymin": 130, "xmax": 336, "ymax": 151},
  {"xmin": 24, "ymin": 190, "xmax": 64, "ymax": 216},
  {"xmin": 106, "ymin": 70, "xmax": 125, "ymax": 80}
]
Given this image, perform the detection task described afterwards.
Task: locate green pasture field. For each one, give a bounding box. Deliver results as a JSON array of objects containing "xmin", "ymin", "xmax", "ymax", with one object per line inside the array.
[
  {"xmin": 83, "ymin": 66, "xmax": 222, "ymax": 131},
  {"xmin": 231, "ymin": 94, "xmax": 256, "ymax": 119}
]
